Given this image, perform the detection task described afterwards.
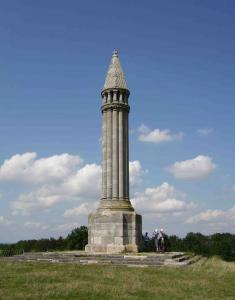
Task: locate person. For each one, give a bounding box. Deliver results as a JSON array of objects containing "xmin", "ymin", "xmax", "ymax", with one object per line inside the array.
[
  {"xmin": 158, "ymin": 229, "xmax": 165, "ymax": 252},
  {"xmin": 153, "ymin": 228, "xmax": 166, "ymax": 252},
  {"xmin": 153, "ymin": 228, "xmax": 159, "ymax": 252},
  {"xmin": 143, "ymin": 232, "xmax": 150, "ymax": 249}
]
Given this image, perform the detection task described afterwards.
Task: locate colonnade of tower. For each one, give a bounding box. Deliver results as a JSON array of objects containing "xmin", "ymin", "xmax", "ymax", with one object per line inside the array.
[
  {"xmin": 101, "ymin": 88, "xmax": 130, "ymax": 201},
  {"xmin": 99, "ymin": 50, "xmax": 132, "ymax": 208}
]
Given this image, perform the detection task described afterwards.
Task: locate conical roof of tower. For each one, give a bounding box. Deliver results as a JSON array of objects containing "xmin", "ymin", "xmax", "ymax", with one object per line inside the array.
[{"xmin": 103, "ymin": 50, "xmax": 128, "ymax": 91}]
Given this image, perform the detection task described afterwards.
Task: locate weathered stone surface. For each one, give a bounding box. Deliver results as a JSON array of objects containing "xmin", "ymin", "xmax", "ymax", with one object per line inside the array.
[
  {"xmin": 2, "ymin": 252, "xmax": 199, "ymax": 267},
  {"xmin": 85, "ymin": 210, "xmax": 142, "ymax": 253},
  {"xmin": 103, "ymin": 50, "xmax": 128, "ymax": 90},
  {"xmin": 85, "ymin": 51, "xmax": 142, "ymax": 253}
]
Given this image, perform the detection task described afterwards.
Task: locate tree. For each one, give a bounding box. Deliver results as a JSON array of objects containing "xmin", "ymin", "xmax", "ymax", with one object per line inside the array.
[{"xmin": 66, "ymin": 226, "xmax": 88, "ymax": 250}]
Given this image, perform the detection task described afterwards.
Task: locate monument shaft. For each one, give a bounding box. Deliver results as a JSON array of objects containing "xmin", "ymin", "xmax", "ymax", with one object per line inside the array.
[
  {"xmin": 101, "ymin": 93, "xmax": 129, "ymax": 201},
  {"xmin": 85, "ymin": 51, "xmax": 142, "ymax": 253}
]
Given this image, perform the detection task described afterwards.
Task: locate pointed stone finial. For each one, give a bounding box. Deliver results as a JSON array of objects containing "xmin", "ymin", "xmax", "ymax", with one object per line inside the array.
[
  {"xmin": 112, "ymin": 49, "xmax": 118, "ymax": 57},
  {"xmin": 103, "ymin": 51, "xmax": 128, "ymax": 91}
]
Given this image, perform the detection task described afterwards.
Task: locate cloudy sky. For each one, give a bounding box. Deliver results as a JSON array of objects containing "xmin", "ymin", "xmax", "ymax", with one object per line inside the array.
[{"xmin": 0, "ymin": 1, "xmax": 235, "ymax": 242}]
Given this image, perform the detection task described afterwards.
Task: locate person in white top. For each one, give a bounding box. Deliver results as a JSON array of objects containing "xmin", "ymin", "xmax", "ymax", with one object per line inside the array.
[
  {"xmin": 153, "ymin": 228, "xmax": 165, "ymax": 252},
  {"xmin": 153, "ymin": 228, "xmax": 159, "ymax": 252}
]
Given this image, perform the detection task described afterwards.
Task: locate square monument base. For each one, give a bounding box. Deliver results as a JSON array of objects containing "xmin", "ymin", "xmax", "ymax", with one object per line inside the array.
[{"xmin": 85, "ymin": 209, "xmax": 142, "ymax": 253}]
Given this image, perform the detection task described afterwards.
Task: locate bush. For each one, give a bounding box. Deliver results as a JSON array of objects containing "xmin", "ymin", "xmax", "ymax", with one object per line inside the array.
[
  {"xmin": 66, "ymin": 226, "xmax": 88, "ymax": 250},
  {"xmin": 0, "ymin": 248, "xmax": 23, "ymax": 257},
  {"xmin": 0, "ymin": 226, "xmax": 88, "ymax": 254}
]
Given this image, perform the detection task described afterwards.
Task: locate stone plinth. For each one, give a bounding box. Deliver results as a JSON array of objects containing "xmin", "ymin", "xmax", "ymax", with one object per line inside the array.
[{"xmin": 85, "ymin": 209, "xmax": 142, "ymax": 253}]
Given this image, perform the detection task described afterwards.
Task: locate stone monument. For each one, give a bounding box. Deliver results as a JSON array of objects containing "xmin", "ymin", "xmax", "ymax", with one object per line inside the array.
[{"xmin": 85, "ymin": 50, "xmax": 142, "ymax": 253}]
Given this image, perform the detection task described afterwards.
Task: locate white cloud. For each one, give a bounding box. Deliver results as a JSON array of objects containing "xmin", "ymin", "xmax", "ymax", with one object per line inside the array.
[
  {"xmin": 64, "ymin": 202, "xmax": 98, "ymax": 218},
  {"xmin": 63, "ymin": 161, "xmax": 145, "ymax": 218},
  {"xmin": 185, "ymin": 209, "xmax": 225, "ymax": 224},
  {"xmin": 168, "ymin": 155, "xmax": 216, "ymax": 180},
  {"xmin": 11, "ymin": 163, "xmax": 101, "ymax": 215},
  {"xmin": 24, "ymin": 221, "xmax": 49, "ymax": 230},
  {"xmin": 0, "ymin": 152, "xmax": 82, "ymax": 184},
  {"xmin": 129, "ymin": 160, "xmax": 146, "ymax": 186},
  {"xmin": 1, "ymin": 151, "xmax": 234, "ymax": 239},
  {"xmin": 23, "ymin": 221, "xmax": 81, "ymax": 233},
  {"xmin": 138, "ymin": 124, "xmax": 183, "ymax": 143},
  {"xmin": 61, "ymin": 164, "xmax": 101, "ymax": 199},
  {"xmin": 11, "ymin": 190, "xmax": 63, "ymax": 215},
  {"xmin": 228, "ymin": 206, "xmax": 235, "ymax": 220},
  {"xmin": 184, "ymin": 206, "xmax": 235, "ymax": 233},
  {"xmin": 55, "ymin": 223, "xmax": 80, "ymax": 232},
  {"xmin": 132, "ymin": 182, "xmax": 194, "ymax": 214},
  {"xmin": 0, "ymin": 216, "xmax": 13, "ymax": 226},
  {"xmin": 197, "ymin": 128, "xmax": 213, "ymax": 136},
  {"xmin": 7, "ymin": 152, "xmax": 144, "ymax": 215}
]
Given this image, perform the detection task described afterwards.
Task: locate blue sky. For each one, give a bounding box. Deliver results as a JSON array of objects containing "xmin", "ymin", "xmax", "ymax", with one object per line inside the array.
[{"xmin": 0, "ymin": 0, "xmax": 235, "ymax": 242}]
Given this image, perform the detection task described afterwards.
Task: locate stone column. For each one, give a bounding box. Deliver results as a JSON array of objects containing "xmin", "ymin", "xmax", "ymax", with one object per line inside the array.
[
  {"xmin": 112, "ymin": 108, "xmax": 118, "ymax": 199},
  {"xmin": 119, "ymin": 109, "xmax": 124, "ymax": 199},
  {"xmin": 124, "ymin": 110, "xmax": 129, "ymax": 199},
  {"xmin": 106, "ymin": 109, "xmax": 112, "ymax": 199},
  {"xmin": 119, "ymin": 92, "xmax": 123, "ymax": 103},
  {"xmin": 101, "ymin": 110, "xmax": 107, "ymax": 199},
  {"xmin": 107, "ymin": 91, "xmax": 111, "ymax": 104},
  {"xmin": 125, "ymin": 111, "xmax": 129, "ymax": 199},
  {"xmin": 113, "ymin": 90, "xmax": 117, "ymax": 102}
]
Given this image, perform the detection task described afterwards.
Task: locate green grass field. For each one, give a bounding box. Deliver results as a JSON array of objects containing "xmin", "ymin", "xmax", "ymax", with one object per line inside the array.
[{"xmin": 0, "ymin": 257, "xmax": 234, "ymax": 300}]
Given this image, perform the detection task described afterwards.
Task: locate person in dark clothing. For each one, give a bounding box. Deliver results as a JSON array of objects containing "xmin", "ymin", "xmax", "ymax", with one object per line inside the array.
[{"xmin": 143, "ymin": 232, "xmax": 150, "ymax": 248}]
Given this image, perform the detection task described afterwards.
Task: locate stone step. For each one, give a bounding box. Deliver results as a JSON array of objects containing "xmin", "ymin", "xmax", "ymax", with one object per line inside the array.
[
  {"xmin": 8, "ymin": 254, "xmax": 181, "ymax": 262},
  {"xmin": 3, "ymin": 257, "xmax": 165, "ymax": 266},
  {"xmin": 165, "ymin": 255, "xmax": 197, "ymax": 266},
  {"xmin": 184, "ymin": 255, "xmax": 204, "ymax": 266},
  {"xmin": 77, "ymin": 256, "xmax": 165, "ymax": 260},
  {"xmin": 7, "ymin": 256, "xmax": 165, "ymax": 264},
  {"xmin": 1, "ymin": 251, "xmax": 197, "ymax": 267},
  {"xmin": 171, "ymin": 253, "xmax": 185, "ymax": 259},
  {"xmin": 173, "ymin": 255, "xmax": 192, "ymax": 262},
  {"xmin": 15, "ymin": 251, "xmax": 184, "ymax": 257},
  {"xmin": 79, "ymin": 259, "xmax": 163, "ymax": 265}
]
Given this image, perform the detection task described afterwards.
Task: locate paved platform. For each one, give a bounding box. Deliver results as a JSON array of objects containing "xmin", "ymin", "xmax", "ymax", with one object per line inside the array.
[{"xmin": 1, "ymin": 251, "xmax": 202, "ymax": 267}]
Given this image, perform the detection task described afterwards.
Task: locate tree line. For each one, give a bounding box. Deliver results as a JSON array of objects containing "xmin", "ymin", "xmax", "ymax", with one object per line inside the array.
[
  {"xmin": 143, "ymin": 232, "xmax": 235, "ymax": 261},
  {"xmin": 0, "ymin": 227, "xmax": 234, "ymax": 261},
  {"xmin": 0, "ymin": 226, "xmax": 88, "ymax": 256}
]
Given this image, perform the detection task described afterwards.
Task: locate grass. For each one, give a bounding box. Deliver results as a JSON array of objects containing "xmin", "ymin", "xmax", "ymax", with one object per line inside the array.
[{"xmin": 0, "ymin": 257, "xmax": 234, "ymax": 299}]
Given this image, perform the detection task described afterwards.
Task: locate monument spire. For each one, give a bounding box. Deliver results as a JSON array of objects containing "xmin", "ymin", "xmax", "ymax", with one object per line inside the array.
[
  {"xmin": 100, "ymin": 50, "xmax": 131, "ymax": 209},
  {"xmin": 103, "ymin": 50, "xmax": 128, "ymax": 91},
  {"xmin": 85, "ymin": 51, "xmax": 142, "ymax": 253}
]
